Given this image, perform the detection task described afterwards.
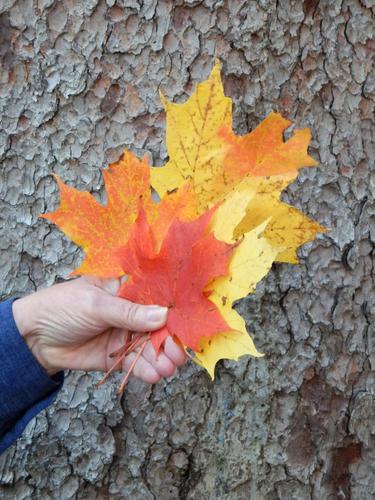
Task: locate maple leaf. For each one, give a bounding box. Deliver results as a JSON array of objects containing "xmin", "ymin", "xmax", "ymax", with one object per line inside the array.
[
  {"xmin": 195, "ymin": 220, "xmax": 280, "ymax": 378},
  {"xmin": 151, "ymin": 61, "xmax": 316, "ymax": 203},
  {"xmin": 117, "ymin": 208, "xmax": 235, "ymax": 352},
  {"xmin": 218, "ymin": 112, "xmax": 324, "ymax": 262},
  {"xmin": 151, "ymin": 60, "xmax": 323, "ymax": 262},
  {"xmin": 151, "ymin": 61, "xmax": 232, "ymax": 210},
  {"xmin": 194, "ymin": 331, "xmax": 262, "ymax": 380},
  {"xmin": 234, "ymin": 184, "xmax": 325, "ymax": 263},
  {"xmin": 209, "ymin": 188, "xmax": 256, "ymax": 244},
  {"xmin": 218, "ymin": 111, "xmax": 317, "ymax": 179},
  {"xmin": 42, "ymin": 151, "xmax": 198, "ymax": 277}
]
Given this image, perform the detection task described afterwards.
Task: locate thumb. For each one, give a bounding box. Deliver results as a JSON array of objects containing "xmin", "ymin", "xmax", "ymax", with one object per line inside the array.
[{"xmin": 98, "ymin": 295, "xmax": 168, "ymax": 332}]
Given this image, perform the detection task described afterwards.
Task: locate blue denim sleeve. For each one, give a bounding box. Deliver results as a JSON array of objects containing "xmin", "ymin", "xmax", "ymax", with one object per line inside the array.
[{"xmin": 0, "ymin": 298, "xmax": 64, "ymax": 454}]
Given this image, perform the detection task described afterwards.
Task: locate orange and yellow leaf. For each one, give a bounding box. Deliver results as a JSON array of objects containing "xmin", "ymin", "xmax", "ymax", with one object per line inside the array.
[{"xmin": 42, "ymin": 152, "xmax": 198, "ymax": 277}]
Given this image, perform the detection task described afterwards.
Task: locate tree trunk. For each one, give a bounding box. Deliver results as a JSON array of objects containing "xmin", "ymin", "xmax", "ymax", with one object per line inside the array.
[{"xmin": 0, "ymin": 1, "xmax": 374, "ymax": 498}]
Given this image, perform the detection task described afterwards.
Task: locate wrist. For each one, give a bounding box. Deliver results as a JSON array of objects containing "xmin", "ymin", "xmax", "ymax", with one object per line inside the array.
[{"xmin": 12, "ymin": 296, "xmax": 59, "ymax": 376}]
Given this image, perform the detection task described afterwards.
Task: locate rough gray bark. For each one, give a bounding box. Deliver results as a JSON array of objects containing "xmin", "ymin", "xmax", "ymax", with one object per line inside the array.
[{"xmin": 0, "ymin": 0, "xmax": 374, "ymax": 498}]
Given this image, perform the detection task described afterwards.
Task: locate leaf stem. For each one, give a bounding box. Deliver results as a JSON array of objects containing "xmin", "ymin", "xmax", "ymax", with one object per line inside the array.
[
  {"xmin": 97, "ymin": 333, "xmax": 146, "ymax": 388},
  {"xmin": 117, "ymin": 334, "xmax": 149, "ymax": 395}
]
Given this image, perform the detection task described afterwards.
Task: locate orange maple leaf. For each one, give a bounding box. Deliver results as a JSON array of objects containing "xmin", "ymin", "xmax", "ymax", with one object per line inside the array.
[
  {"xmin": 218, "ymin": 111, "xmax": 317, "ymax": 181},
  {"xmin": 41, "ymin": 151, "xmax": 198, "ymax": 277},
  {"xmin": 117, "ymin": 208, "xmax": 235, "ymax": 353}
]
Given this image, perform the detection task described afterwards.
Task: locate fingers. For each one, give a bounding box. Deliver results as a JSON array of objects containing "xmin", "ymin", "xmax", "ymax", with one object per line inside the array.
[
  {"xmin": 141, "ymin": 340, "xmax": 177, "ymax": 378},
  {"xmin": 126, "ymin": 336, "xmax": 187, "ymax": 384},
  {"xmin": 97, "ymin": 295, "xmax": 168, "ymax": 332},
  {"xmin": 118, "ymin": 335, "xmax": 185, "ymax": 385},
  {"xmin": 123, "ymin": 351, "xmax": 161, "ymax": 384},
  {"xmin": 108, "ymin": 332, "xmax": 187, "ymax": 386},
  {"xmin": 163, "ymin": 336, "xmax": 187, "ymax": 366}
]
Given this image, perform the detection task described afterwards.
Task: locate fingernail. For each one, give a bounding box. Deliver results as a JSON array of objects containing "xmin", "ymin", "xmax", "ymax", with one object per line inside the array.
[{"xmin": 146, "ymin": 306, "xmax": 168, "ymax": 323}]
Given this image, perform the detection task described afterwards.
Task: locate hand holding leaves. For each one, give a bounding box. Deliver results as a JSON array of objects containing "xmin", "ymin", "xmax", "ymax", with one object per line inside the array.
[{"xmin": 42, "ymin": 60, "xmax": 324, "ymax": 390}]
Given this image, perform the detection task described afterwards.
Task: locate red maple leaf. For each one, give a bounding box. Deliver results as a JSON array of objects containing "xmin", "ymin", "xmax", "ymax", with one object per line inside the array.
[{"xmin": 117, "ymin": 207, "xmax": 234, "ymax": 353}]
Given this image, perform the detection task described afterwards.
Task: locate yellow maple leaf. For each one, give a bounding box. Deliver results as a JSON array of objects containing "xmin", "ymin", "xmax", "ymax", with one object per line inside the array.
[
  {"xmin": 194, "ymin": 330, "xmax": 261, "ymax": 380},
  {"xmin": 235, "ymin": 187, "xmax": 325, "ymax": 263},
  {"xmin": 195, "ymin": 220, "xmax": 281, "ymax": 379},
  {"xmin": 234, "ymin": 177, "xmax": 325, "ymax": 263},
  {"xmin": 151, "ymin": 60, "xmax": 322, "ymax": 263},
  {"xmin": 151, "ymin": 61, "xmax": 232, "ymax": 210},
  {"xmin": 209, "ymin": 188, "xmax": 256, "ymax": 243}
]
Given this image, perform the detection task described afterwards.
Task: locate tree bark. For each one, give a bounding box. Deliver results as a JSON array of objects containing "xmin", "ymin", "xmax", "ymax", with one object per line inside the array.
[{"xmin": 0, "ymin": 0, "xmax": 374, "ymax": 498}]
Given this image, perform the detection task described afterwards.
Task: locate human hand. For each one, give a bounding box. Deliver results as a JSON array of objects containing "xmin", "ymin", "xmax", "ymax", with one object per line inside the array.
[{"xmin": 12, "ymin": 277, "xmax": 186, "ymax": 383}]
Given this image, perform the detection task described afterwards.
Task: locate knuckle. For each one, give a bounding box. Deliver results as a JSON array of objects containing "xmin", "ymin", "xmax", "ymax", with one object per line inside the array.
[
  {"xmin": 165, "ymin": 341, "xmax": 186, "ymax": 366},
  {"xmin": 86, "ymin": 289, "xmax": 102, "ymax": 314},
  {"xmin": 122, "ymin": 301, "xmax": 139, "ymax": 326}
]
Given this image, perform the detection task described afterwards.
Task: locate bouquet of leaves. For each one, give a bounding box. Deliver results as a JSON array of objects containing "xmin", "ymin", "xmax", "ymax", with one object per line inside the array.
[{"xmin": 42, "ymin": 61, "xmax": 324, "ymax": 393}]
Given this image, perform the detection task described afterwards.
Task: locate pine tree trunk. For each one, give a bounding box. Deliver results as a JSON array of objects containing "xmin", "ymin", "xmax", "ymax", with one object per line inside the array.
[{"xmin": 0, "ymin": 1, "xmax": 374, "ymax": 498}]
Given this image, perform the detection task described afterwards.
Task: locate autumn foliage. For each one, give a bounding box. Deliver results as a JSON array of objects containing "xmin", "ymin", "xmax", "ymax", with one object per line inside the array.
[
  {"xmin": 118, "ymin": 208, "xmax": 234, "ymax": 354},
  {"xmin": 42, "ymin": 60, "xmax": 324, "ymax": 390}
]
